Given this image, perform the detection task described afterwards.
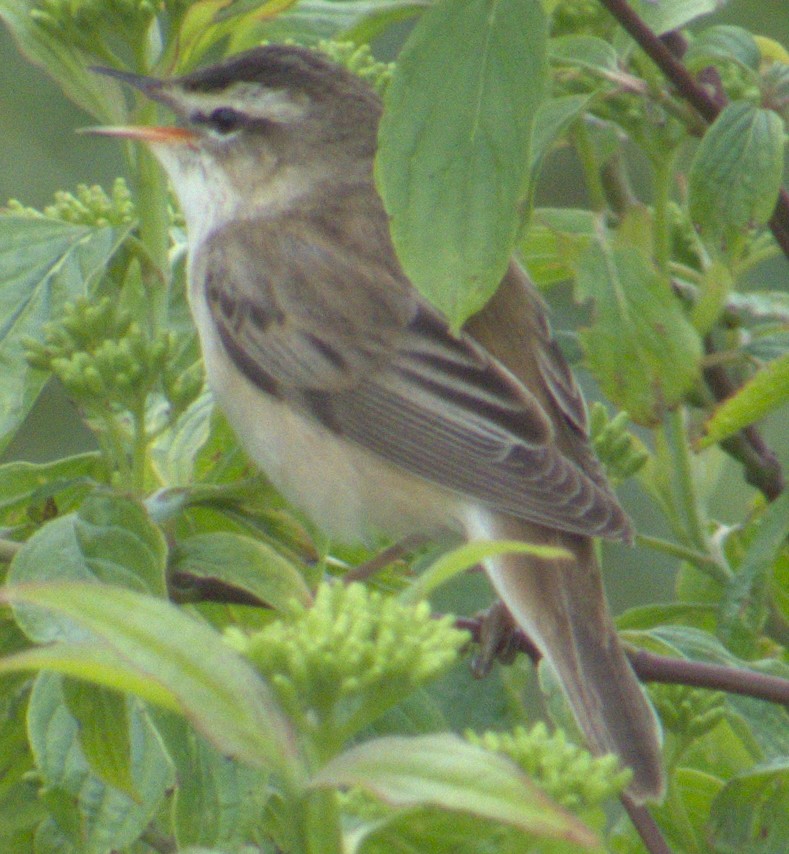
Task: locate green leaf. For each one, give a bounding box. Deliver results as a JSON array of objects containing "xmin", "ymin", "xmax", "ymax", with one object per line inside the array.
[
  {"xmin": 0, "ymin": 583, "xmax": 302, "ymax": 777},
  {"xmin": 151, "ymin": 389, "xmax": 214, "ymax": 484},
  {"xmin": 649, "ymin": 768, "xmax": 724, "ymax": 854},
  {"xmin": 27, "ymin": 672, "xmax": 171, "ymax": 854},
  {"xmin": 685, "ymin": 25, "xmax": 762, "ymax": 73},
  {"xmin": 151, "ymin": 712, "xmax": 270, "ymax": 850},
  {"xmin": 573, "ymin": 242, "xmax": 702, "ymax": 424},
  {"xmin": 0, "ymin": 0, "xmax": 129, "ymax": 122},
  {"xmin": 61, "ymin": 681, "xmax": 135, "ymax": 798},
  {"xmin": 699, "ymin": 352, "xmax": 789, "ymax": 448},
  {"xmin": 621, "ymin": 0, "xmax": 721, "ymax": 37},
  {"xmin": 718, "ymin": 492, "xmax": 789, "ymax": 656},
  {"xmin": 8, "ymin": 493, "xmax": 167, "ymax": 641},
  {"xmin": 172, "ymin": 531, "xmax": 312, "ymax": 610},
  {"xmin": 549, "ymin": 35, "xmax": 619, "ymax": 74},
  {"xmin": 689, "ymin": 102, "xmax": 785, "ymax": 245},
  {"xmin": 529, "ymin": 96, "xmax": 592, "ymax": 182},
  {"xmin": 627, "ymin": 625, "xmax": 789, "ymax": 758},
  {"xmin": 0, "ymin": 452, "xmax": 104, "ymax": 528},
  {"xmin": 0, "ymin": 217, "xmax": 125, "ymax": 453},
  {"xmin": 708, "ymin": 758, "xmax": 789, "ymax": 853},
  {"xmin": 400, "ymin": 539, "xmax": 569, "ymax": 605},
  {"xmin": 74, "ymin": 493, "xmax": 168, "ymax": 596},
  {"xmin": 311, "ymin": 734, "xmax": 598, "ymax": 847},
  {"xmin": 377, "ymin": 0, "xmax": 548, "ymax": 326},
  {"xmin": 519, "ymin": 207, "xmax": 598, "ymax": 286},
  {"xmin": 690, "ymin": 260, "xmax": 734, "ymax": 336}
]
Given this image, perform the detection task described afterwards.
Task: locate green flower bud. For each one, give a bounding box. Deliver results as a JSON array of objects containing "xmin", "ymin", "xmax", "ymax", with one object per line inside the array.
[
  {"xmin": 467, "ymin": 723, "xmax": 631, "ymax": 809},
  {"xmin": 231, "ymin": 582, "xmax": 468, "ymax": 745}
]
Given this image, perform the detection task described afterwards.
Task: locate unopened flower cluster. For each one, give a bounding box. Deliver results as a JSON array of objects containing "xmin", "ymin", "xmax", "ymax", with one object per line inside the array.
[
  {"xmin": 468, "ymin": 723, "xmax": 632, "ymax": 810},
  {"xmin": 228, "ymin": 582, "xmax": 468, "ymax": 748}
]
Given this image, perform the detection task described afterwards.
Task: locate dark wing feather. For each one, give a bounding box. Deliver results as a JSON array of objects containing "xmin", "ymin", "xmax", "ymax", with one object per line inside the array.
[{"xmin": 199, "ymin": 217, "xmax": 629, "ymax": 540}]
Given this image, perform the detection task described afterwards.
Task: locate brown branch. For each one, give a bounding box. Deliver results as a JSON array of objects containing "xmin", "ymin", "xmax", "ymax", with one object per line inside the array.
[
  {"xmin": 458, "ymin": 615, "xmax": 789, "ymax": 706},
  {"xmin": 621, "ymin": 796, "xmax": 674, "ymax": 854},
  {"xmin": 597, "ymin": 0, "xmax": 789, "ymax": 260},
  {"xmin": 627, "ymin": 648, "xmax": 789, "ymax": 706}
]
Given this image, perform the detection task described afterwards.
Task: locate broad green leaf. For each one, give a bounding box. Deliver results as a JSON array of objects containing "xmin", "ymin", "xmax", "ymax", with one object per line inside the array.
[
  {"xmin": 519, "ymin": 207, "xmax": 598, "ymax": 286},
  {"xmin": 0, "ymin": 217, "xmax": 125, "ymax": 453},
  {"xmin": 27, "ymin": 673, "xmax": 171, "ymax": 854},
  {"xmin": 152, "ymin": 713, "xmax": 270, "ymax": 850},
  {"xmin": 616, "ymin": 602, "xmax": 717, "ymax": 633},
  {"xmin": 62, "ymin": 681, "xmax": 135, "ymax": 798},
  {"xmin": 627, "ymin": 625, "xmax": 789, "ymax": 758},
  {"xmin": 708, "ymin": 758, "xmax": 789, "ymax": 853},
  {"xmin": 172, "ymin": 531, "xmax": 311, "ymax": 610},
  {"xmin": 256, "ymin": 0, "xmax": 422, "ymax": 47},
  {"xmin": 8, "ymin": 493, "xmax": 167, "ymax": 640},
  {"xmin": 355, "ymin": 805, "xmax": 585, "ymax": 854},
  {"xmin": 377, "ymin": 0, "xmax": 548, "ymax": 326},
  {"xmin": 74, "ymin": 493, "xmax": 168, "ymax": 596},
  {"xmin": 312, "ymin": 734, "xmax": 598, "ymax": 847},
  {"xmin": 400, "ymin": 539, "xmax": 569, "ymax": 605},
  {"xmin": 648, "ymin": 768, "xmax": 724, "ymax": 854},
  {"xmin": 573, "ymin": 242, "xmax": 702, "ymax": 424},
  {"xmin": 689, "ymin": 102, "xmax": 785, "ymax": 245},
  {"xmin": 0, "ymin": 583, "xmax": 301, "ymax": 776},
  {"xmin": 685, "ymin": 25, "xmax": 761, "ymax": 73},
  {"xmin": 0, "ymin": 452, "xmax": 104, "ymax": 528},
  {"xmin": 699, "ymin": 352, "xmax": 789, "ymax": 448},
  {"xmin": 718, "ymin": 492, "xmax": 789, "ymax": 656},
  {"xmin": 621, "ymin": 0, "xmax": 721, "ymax": 37}
]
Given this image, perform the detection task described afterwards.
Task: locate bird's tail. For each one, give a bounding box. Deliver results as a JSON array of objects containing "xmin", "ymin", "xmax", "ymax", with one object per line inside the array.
[{"xmin": 473, "ymin": 512, "xmax": 665, "ymax": 804}]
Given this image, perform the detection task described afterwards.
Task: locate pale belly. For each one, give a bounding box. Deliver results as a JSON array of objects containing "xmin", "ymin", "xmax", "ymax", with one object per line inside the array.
[{"xmin": 199, "ymin": 323, "xmax": 462, "ymax": 544}]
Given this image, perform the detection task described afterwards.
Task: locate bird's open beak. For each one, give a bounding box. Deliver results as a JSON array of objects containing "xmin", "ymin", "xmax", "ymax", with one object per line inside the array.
[{"xmin": 81, "ymin": 125, "xmax": 198, "ymax": 145}]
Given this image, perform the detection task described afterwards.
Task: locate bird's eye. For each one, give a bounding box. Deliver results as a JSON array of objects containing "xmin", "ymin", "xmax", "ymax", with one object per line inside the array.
[{"xmin": 196, "ymin": 107, "xmax": 244, "ymax": 135}]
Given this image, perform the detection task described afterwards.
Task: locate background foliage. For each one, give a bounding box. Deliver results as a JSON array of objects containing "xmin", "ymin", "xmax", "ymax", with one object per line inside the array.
[{"xmin": 0, "ymin": 0, "xmax": 788, "ymax": 852}]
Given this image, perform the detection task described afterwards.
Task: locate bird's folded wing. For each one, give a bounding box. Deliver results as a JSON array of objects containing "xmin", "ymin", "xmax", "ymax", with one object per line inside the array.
[{"xmin": 201, "ymin": 221, "xmax": 630, "ymax": 540}]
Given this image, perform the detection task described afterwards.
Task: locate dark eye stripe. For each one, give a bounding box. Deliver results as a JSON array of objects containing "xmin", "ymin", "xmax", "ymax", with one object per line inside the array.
[{"xmin": 191, "ymin": 107, "xmax": 244, "ymax": 134}]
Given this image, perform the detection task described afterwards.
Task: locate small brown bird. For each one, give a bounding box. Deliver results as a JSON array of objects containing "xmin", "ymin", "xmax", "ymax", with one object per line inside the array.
[{"xmin": 94, "ymin": 45, "xmax": 664, "ymax": 802}]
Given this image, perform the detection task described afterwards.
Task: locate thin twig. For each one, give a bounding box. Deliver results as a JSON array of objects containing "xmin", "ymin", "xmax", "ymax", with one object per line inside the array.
[
  {"xmin": 458, "ymin": 615, "xmax": 789, "ymax": 706},
  {"xmin": 627, "ymin": 648, "xmax": 789, "ymax": 706},
  {"xmin": 597, "ymin": 0, "xmax": 789, "ymax": 259},
  {"xmin": 621, "ymin": 795, "xmax": 674, "ymax": 854},
  {"xmin": 342, "ymin": 533, "xmax": 429, "ymax": 583}
]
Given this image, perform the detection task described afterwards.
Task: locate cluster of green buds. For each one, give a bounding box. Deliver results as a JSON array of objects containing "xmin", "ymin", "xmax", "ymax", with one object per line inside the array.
[
  {"xmin": 24, "ymin": 296, "xmax": 202, "ymax": 431},
  {"xmin": 7, "ymin": 179, "xmax": 135, "ymax": 228},
  {"xmin": 589, "ymin": 403, "xmax": 648, "ymax": 483},
  {"xmin": 227, "ymin": 583, "xmax": 468, "ymax": 755},
  {"xmin": 468, "ymin": 723, "xmax": 632, "ymax": 809},
  {"xmin": 648, "ymin": 683, "xmax": 726, "ymax": 740},
  {"xmin": 317, "ymin": 41, "xmax": 395, "ymax": 96}
]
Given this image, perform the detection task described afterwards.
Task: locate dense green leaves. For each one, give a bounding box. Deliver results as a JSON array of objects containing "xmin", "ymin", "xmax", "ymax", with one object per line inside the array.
[
  {"xmin": 0, "ymin": 583, "xmax": 301, "ymax": 777},
  {"xmin": 27, "ymin": 673, "xmax": 171, "ymax": 854},
  {"xmin": 1, "ymin": 0, "xmax": 788, "ymax": 850},
  {"xmin": 377, "ymin": 0, "xmax": 547, "ymax": 326},
  {"xmin": 312, "ymin": 734, "xmax": 599, "ymax": 848},
  {"xmin": 0, "ymin": 217, "xmax": 126, "ymax": 454}
]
